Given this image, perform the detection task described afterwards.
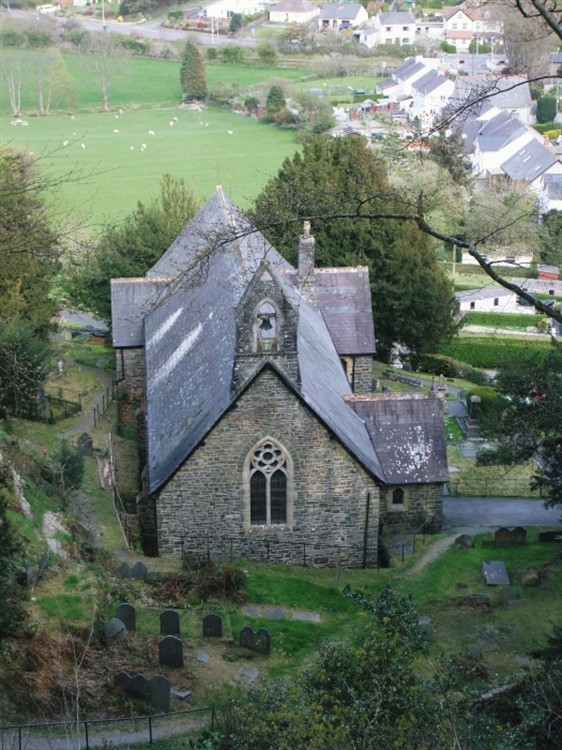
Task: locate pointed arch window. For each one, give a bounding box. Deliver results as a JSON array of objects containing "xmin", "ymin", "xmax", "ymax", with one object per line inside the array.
[{"xmin": 248, "ymin": 440, "xmax": 289, "ymax": 526}]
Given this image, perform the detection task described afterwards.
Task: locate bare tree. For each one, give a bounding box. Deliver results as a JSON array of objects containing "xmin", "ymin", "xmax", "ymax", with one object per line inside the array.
[
  {"xmin": 2, "ymin": 51, "xmax": 25, "ymax": 117},
  {"xmin": 82, "ymin": 32, "xmax": 129, "ymax": 112}
]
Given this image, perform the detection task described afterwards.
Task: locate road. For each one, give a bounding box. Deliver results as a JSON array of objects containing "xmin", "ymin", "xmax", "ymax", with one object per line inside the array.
[
  {"xmin": 7, "ymin": 8, "xmax": 257, "ymax": 47},
  {"xmin": 444, "ymin": 496, "xmax": 561, "ymax": 528}
]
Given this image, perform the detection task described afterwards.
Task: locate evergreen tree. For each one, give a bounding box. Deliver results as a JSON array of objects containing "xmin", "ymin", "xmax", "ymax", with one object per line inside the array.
[
  {"xmin": 180, "ymin": 40, "xmax": 207, "ymax": 102},
  {"xmin": 0, "ymin": 146, "xmax": 61, "ymax": 339},
  {"xmin": 250, "ymin": 135, "xmax": 458, "ymax": 361},
  {"xmin": 0, "ymin": 319, "xmax": 50, "ymax": 418},
  {"xmin": 0, "ymin": 485, "xmax": 24, "ymax": 641},
  {"xmin": 265, "ymin": 85, "xmax": 286, "ymax": 122}
]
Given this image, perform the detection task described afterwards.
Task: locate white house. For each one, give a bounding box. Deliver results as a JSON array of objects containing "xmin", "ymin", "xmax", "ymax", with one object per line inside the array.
[
  {"xmin": 442, "ymin": 3, "xmax": 503, "ymax": 52},
  {"xmin": 456, "ymin": 286, "xmax": 528, "ymax": 314},
  {"xmin": 451, "ymin": 76, "xmax": 533, "ymax": 126},
  {"xmin": 269, "ymin": 0, "xmax": 320, "ymax": 24},
  {"xmin": 408, "ymin": 69, "xmax": 454, "ymax": 128},
  {"xmin": 375, "ymin": 12, "xmax": 417, "ymax": 46},
  {"xmin": 318, "ymin": 2, "xmax": 368, "ymax": 31},
  {"xmin": 203, "ymin": 0, "xmax": 266, "ymax": 19}
]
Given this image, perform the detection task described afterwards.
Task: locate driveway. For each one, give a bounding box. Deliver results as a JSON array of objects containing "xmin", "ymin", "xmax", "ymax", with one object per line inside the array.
[{"xmin": 444, "ymin": 497, "xmax": 561, "ymax": 528}]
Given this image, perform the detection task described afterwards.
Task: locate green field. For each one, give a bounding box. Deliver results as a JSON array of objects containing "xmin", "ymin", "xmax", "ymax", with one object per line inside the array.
[{"xmin": 1, "ymin": 105, "xmax": 301, "ymax": 223}]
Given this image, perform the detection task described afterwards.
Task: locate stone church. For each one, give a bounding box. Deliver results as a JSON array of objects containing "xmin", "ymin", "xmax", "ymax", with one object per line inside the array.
[{"xmin": 111, "ymin": 188, "xmax": 448, "ymax": 567}]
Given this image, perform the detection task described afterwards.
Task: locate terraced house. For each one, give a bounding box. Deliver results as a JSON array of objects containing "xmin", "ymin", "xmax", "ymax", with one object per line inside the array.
[{"xmin": 111, "ymin": 189, "xmax": 448, "ymax": 567}]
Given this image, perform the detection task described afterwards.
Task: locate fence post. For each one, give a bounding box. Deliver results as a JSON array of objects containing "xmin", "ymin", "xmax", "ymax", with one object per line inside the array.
[
  {"xmin": 84, "ymin": 720, "xmax": 89, "ymax": 750},
  {"xmin": 149, "ymin": 716, "xmax": 153, "ymax": 745},
  {"xmin": 18, "ymin": 726, "xmax": 22, "ymax": 750}
]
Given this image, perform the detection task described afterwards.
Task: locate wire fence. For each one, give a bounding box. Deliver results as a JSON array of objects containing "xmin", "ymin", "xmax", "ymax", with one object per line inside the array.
[
  {"xmin": 108, "ymin": 431, "xmax": 132, "ymax": 550},
  {"xmin": 1, "ymin": 706, "xmax": 215, "ymax": 750},
  {"xmin": 93, "ymin": 382, "xmax": 115, "ymax": 426}
]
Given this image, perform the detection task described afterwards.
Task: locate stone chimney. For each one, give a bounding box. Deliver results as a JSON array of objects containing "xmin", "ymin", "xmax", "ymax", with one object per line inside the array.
[{"xmin": 298, "ymin": 220, "xmax": 316, "ymax": 305}]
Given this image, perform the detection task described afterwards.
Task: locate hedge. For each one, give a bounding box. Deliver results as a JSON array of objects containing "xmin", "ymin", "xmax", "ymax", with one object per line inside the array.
[
  {"xmin": 438, "ymin": 336, "xmax": 552, "ymax": 369},
  {"xmin": 464, "ymin": 312, "xmax": 548, "ymax": 330}
]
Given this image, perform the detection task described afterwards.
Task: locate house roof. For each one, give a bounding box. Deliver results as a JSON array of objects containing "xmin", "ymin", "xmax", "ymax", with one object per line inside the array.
[
  {"xmin": 393, "ymin": 57, "xmax": 425, "ymax": 82},
  {"xmin": 130, "ymin": 188, "xmax": 383, "ymax": 493},
  {"xmin": 347, "ymin": 392, "xmax": 449, "ymax": 484},
  {"xmin": 320, "ymin": 2, "xmax": 364, "ymax": 20},
  {"xmin": 411, "ymin": 69, "xmax": 449, "ymax": 95},
  {"xmin": 455, "ymin": 285, "xmax": 513, "ymax": 303},
  {"xmin": 378, "ymin": 11, "xmax": 414, "ymax": 25},
  {"xmin": 501, "ymin": 139, "xmax": 557, "ymax": 183},
  {"xmin": 453, "ymin": 76, "xmax": 532, "ymax": 113},
  {"xmin": 474, "ymin": 110, "xmax": 528, "ymax": 152},
  {"xmin": 270, "ymin": 0, "xmax": 318, "ymax": 13}
]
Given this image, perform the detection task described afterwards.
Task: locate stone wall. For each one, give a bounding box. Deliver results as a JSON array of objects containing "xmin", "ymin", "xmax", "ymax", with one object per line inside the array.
[
  {"xmin": 116, "ymin": 348, "xmax": 146, "ymax": 402},
  {"xmin": 380, "ymin": 483, "xmax": 444, "ymax": 535},
  {"xmin": 155, "ymin": 367, "xmax": 380, "ymax": 568},
  {"xmin": 353, "ymin": 355, "xmax": 374, "ymax": 394}
]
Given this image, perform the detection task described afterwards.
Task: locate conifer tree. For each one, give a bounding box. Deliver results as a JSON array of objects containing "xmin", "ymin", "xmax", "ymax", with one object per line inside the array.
[
  {"xmin": 0, "ymin": 486, "xmax": 24, "ymax": 641},
  {"xmin": 180, "ymin": 40, "xmax": 207, "ymax": 102}
]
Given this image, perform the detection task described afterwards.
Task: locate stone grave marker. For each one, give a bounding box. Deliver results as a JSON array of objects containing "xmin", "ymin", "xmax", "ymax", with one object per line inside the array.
[
  {"xmin": 482, "ymin": 560, "xmax": 510, "ymax": 585},
  {"xmin": 149, "ymin": 674, "xmax": 171, "ymax": 713},
  {"xmin": 236, "ymin": 666, "xmax": 259, "ymax": 685},
  {"xmin": 202, "ymin": 613, "xmax": 222, "ymax": 638},
  {"xmin": 264, "ymin": 607, "xmax": 285, "ymax": 620},
  {"xmin": 159, "ymin": 635, "xmax": 184, "ymax": 668},
  {"xmin": 511, "ymin": 526, "xmax": 527, "ymax": 545},
  {"xmin": 131, "ymin": 561, "xmax": 148, "ymax": 580},
  {"xmin": 115, "ymin": 603, "xmax": 136, "ymax": 632},
  {"xmin": 196, "ymin": 650, "xmax": 209, "ymax": 663},
  {"xmin": 77, "ymin": 432, "xmax": 93, "ymax": 457},
  {"xmin": 104, "ymin": 618, "xmax": 127, "ymax": 648},
  {"xmin": 239, "ymin": 626, "xmax": 271, "ymax": 655},
  {"xmin": 160, "ymin": 609, "xmax": 181, "ymax": 636},
  {"xmin": 129, "ymin": 674, "xmax": 150, "ymax": 698},
  {"xmin": 118, "ymin": 562, "xmax": 131, "ymax": 578}
]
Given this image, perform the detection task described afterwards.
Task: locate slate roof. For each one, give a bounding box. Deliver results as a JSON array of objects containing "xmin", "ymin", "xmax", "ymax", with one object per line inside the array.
[
  {"xmin": 501, "ymin": 140, "xmax": 557, "ymax": 183},
  {"xmin": 270, "ymin": 0, "xmax": 318, "ymax": 12},
  {"xmin": 411, "ymin": 69, "xmax": 448, "ymax": 95},
  {"xmin": 313, "ymin": 268, "xmax": 376, "ymax": 354},
  {"xmin": 474, "ymin": 110, "xmax": 528, "ymax": 152},
  {"xmin": 347, "ymin": 393, "xmax": 449, "ymax": 484},
  {"xmin": 379, "ymin": 11, "xmax": 415, "ymax": 24},
  {"xmin": 320, "ymin": 2, "xmax": 364, "ymax": 20},
  {"xmin": 111, "ymin": 277, "xmax": 172, "ymax": 348},
  {"xmin": 393, "ymin": 57, "xmax": 425, "ymax": 82},
  {"xmin": 456, "ymin": 285, "xmax": 513, "ymax": 303},
  {"xmin": 452, "ymin": 76, "xmax": 531, "ymax": 113}
]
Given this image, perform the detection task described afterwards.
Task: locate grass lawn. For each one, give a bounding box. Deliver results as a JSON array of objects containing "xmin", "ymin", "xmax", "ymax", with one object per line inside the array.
[
  {"xmin": 465, "ymin": 311, "xmax": 549, "ymax": 330},
  {"xmin": 1, "ymin": 104, "xmax": 300, "ymax": 223}
]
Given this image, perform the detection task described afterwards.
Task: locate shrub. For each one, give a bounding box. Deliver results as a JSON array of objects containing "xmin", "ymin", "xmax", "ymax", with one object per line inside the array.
[
  {"xmin": 536, "ymin": 97, "xmax": 557, "ymax": 124},
  {"xmin": 438, "ymin": 337, "xmax": 552, "ymax": 369},
  {"xmin": 410, "ymin": 353, "xmax": 490, "ymax": 385}
]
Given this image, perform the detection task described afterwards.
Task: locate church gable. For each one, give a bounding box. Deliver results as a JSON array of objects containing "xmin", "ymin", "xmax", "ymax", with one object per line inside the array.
[{"xmin": 156, "ymin": 366, "xmax": 380, "ymax": 568}]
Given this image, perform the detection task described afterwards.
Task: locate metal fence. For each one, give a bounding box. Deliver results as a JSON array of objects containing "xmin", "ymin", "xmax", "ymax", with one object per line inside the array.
[
  {"xmin": 92, "ymin": 382, "xmax": 115, "ymax": 426},
  {"xmin": 1, "ymin": 707, "xmax": 214, "ymax": 750}
]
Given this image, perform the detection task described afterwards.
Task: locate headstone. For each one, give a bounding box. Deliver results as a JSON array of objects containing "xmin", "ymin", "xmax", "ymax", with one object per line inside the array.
[
  {"xmin": 118, "ymin": 562, "xmax": 131, "ymax": 578},
  {"xmin": 159, "ymin": 635, "xmax": 184, "ymax": 668},
  {"xmin": 105, "ymin": 618, "xmax": 127, "ymax": 648},
  {"xmin": 455, "ymin": 534, "xmax": 474, "ymax": 549},
  {"xmin": 129, "ymin": 674, "xmax": 150, "ymax": 698},
  {"xmin": 171, "ymin": 689, "xmax": 192, "ymax": 699},
  {"xmin": 538, "ymin": 531, "xmax": 562, "ymax": 543},
  {"xmin": 292, "ymin": 611, "xmax": 321, "ymax": 623},
  {"xmin": 494, "ymin": 527, "xmax": 513, "ymax": 545},
  {"xmin": 239, "ymin": 626, "xmax": 271, "ymax": 655},
  {"xmin": 149, "ymin": 674, "xmax": 171, "ymax": 713},
  {"xmin": 511, "ymin": 527, "xmax": 527, "ymax": 545},
  {"xmin": 115, "ymin": 603, "xmax": 136, "ymax": 632},
  {"xmin": 241, "ymin": 606, "xmax": 260, "ymax": 617},
  {"xmin": 236, "ymin": 665, "xmax": 259, "ymax": 685},
  {"xmin": 418, "ymin": 616, "xmax": 432, "ymax": 629},
  {"xmin": 76, "ymin": 432, "xmax": 93, "ymax": 457},
  {"xmin": 202, "ymin": 613, "xmax": 222, "ymax": 638},
  {"xmin": 196, "ymin": 650, "xmax": 209, "ymax": 663},
  {"xmin": 482, "ymin": 561, "xmax": 510, "ymax": 585},
  {"xmin": 131, "ymin": 561, "xmax": 148, "ymax": 580},
  {"xmin": 521, "ymin": 566, "xmax": 541, "ymax": 587},
  {"xmin": 160, "ymin": 609, "xmax": 181, "ymax": 636}
]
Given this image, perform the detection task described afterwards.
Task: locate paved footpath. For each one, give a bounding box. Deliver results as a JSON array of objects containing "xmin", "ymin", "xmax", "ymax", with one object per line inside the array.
[{"xmin": 444, "ymin": 496, "xmax": 561, "ymax": 528}]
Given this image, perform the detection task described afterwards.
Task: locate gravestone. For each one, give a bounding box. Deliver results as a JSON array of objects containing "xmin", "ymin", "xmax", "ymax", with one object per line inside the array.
[
  {"xmin": 129, "ymin": 674, "xmax": 150, "ymax": 698},
  {"xmin": 202, "ymin": 613, "xmax": 222, "ymax": 638},
  {"xmin": 131, "ymin": 561, "xmax": 148, "ymax": 580},
  {"xmin": 196, "ymin": 650, "xmax": 209, "ymax": 663},
  {"xmin": 521, "ymin": 566, "xmax": 541, "ymax": 587},
  {"xmin": 77, "ymin": 432, "xmax": 93, "ymax": 457},
  {"xmin": 264, "ymin": 607, "xmax": 285, "ymax": 620},
  {"xmin": 115, "ymin": 603, "xmax": 136, "ymax": 632},
  {"xmin": 159, "ymin": 635, "xmax": 184, "ymax": 668},
  {"xmin": 105, "ymin": 618, "xmax": 127, "ymax": 648},
  {"xmin": 482, "ymin": 560, "xmax": 510, "ymax": 585},
  {"xmin": 160, "ymin": 609, "xmax": 181, "ymax": 636},
  {"xmin": 455, "ymin": 534, "xmax": 474, "ymax": 549},
  {"xmin": 239, "ymin": 626, "xmax": 271, "ymax": 655},
  {"xmin": 511, "ymin": 527, "xmax": 527, "ymax": 545},
  {"xmin": 118, "ymin": 562, "xmax": 131, "ymax": 578},
  {"xmin": 149, "ymin": 674, "xmax": 171, "ymax": 713}
]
